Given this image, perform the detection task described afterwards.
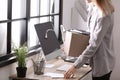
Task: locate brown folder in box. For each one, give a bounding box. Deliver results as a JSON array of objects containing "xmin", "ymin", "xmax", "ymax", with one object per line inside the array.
[{"xmin": 64, "ymin": 31, "xmax": 89, "ymax": 57}]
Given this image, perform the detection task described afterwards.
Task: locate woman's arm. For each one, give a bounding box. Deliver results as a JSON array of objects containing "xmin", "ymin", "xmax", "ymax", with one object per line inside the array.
[{"xmin": 74, "ymin": 15, "xmax": 111, "ymax": 68}]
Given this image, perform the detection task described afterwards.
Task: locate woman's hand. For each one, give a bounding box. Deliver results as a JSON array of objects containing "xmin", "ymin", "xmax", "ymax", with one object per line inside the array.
[{"xmin": 64, "ymin": 65, "xmax": 77, "ymax": 79}]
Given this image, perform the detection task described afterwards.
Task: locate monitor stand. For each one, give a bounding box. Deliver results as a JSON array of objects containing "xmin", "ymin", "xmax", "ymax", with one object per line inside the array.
[{"xmin": 61, "ymin": 55, "xmax": 78, "ymax": 63}]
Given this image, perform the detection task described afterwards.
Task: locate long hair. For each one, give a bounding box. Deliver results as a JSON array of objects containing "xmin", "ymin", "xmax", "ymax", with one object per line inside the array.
[{"xmin": 95, "ymin": 0, "xmax": 114, "ymax": 16}]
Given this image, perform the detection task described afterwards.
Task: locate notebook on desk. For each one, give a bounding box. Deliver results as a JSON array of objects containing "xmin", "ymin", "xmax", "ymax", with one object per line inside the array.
[
  {"xmin": 43, "ymin": 72, "xmax": 64, "ymax": 78},
  {"xmin": 43, "ymin": 72, "xmax": 76, "ymax": 79}
]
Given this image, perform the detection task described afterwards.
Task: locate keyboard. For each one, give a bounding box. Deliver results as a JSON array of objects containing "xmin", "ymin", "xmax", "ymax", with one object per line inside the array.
[{"xmin": 56, "ymin": 64, "xmax": 72, "ymax": 71}]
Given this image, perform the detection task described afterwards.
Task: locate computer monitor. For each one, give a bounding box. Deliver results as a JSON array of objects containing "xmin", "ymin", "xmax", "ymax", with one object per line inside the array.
[{"xmin": 34, "ymin": 22, "xmax": 63, "ymax": 60}]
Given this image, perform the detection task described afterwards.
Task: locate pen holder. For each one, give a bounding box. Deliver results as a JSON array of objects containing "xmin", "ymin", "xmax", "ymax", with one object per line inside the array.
[{"xmin": 33, "ymin": 59, "xmax": 45, "ymax": 75}]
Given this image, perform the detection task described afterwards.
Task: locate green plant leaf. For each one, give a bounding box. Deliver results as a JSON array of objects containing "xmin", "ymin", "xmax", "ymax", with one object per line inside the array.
[{"xmin": 14, "ymin": 43, "xmax": 27, "ymax": 67}]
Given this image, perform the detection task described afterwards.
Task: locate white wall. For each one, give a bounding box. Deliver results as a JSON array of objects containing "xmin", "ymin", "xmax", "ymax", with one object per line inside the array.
[
  {"xmin": 63, "ymin": 0, "xmax": 120, "ymax": 80},
  {"xmin": 62, "ymin": 0, "xmax": 75, "ymax": 30},
  {"xmin": 110, "ymin": 0, "xmax": 120, "ymax": 80}
]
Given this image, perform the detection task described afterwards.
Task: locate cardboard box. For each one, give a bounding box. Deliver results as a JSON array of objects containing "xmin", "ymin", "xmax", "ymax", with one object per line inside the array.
[{"xmin": 64, "ymin": 30, "xmax": 89, "ymax": 57}]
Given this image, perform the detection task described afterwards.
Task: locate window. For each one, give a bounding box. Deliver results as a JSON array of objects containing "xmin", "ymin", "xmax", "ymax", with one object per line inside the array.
[
  {"xmin": 0, "ymin": 0, "xmax": 62, "ymax": 67},
  {"xmin": 0, "ymin": 23, "xmax": 7, "ymax": 55},
  {"xmin": 0, "ymin": 0, "xmax": 8, "ymax": 21}
]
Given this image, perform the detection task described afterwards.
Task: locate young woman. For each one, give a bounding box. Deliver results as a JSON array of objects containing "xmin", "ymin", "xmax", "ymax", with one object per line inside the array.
[{"xmin": 64, "ymin": 0, "xmax": 115, "ymax": 80}]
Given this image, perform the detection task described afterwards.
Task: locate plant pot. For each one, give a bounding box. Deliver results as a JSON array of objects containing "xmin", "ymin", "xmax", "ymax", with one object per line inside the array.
[{"xmin": 16, "ymin": 67, "xmax": 27, "ymax": 77}]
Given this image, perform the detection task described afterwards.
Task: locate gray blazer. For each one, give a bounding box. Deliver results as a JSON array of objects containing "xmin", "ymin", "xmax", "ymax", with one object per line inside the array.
[{"xmin": 74, "ymin": 6, "xmax": 115, "ymax": 77}]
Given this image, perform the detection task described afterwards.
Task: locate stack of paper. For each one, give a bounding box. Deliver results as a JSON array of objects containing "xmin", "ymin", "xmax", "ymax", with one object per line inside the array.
[{"xmin": 43, "ymin": 72, "xmax": 64, "ymax": 78}]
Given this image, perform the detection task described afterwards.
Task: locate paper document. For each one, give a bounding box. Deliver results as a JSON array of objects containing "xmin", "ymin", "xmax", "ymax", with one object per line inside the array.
[
  {"xmin": 45, "ymin": 64, "xmax": 55, "ymax": 68},
  {"xmin": 56, "ymin": 64, "xmax": 72, "ymax": 71},
  {"xmin": 43, "ymin": 72, "xmax": 64, "ymax": 78}
]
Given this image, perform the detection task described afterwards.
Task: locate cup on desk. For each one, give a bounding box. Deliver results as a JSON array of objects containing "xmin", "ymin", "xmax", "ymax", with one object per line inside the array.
[{"xmin": 33, "ymin": 59, "xmax": 45, "ymax": 75}]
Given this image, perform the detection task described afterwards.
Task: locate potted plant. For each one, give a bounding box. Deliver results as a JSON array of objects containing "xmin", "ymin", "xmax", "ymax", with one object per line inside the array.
[{"xmin": 13, "ymin": 43, "xmax": 28, "ymax": 78}]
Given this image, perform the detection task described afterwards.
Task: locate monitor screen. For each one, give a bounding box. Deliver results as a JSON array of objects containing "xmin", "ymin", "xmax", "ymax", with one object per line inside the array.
[{"xmin": 34, "ymin": 22, "xmax": 60, "ymax": 56}]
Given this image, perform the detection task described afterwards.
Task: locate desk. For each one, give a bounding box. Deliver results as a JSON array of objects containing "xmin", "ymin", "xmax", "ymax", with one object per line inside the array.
[{"xmin": 9, "ymin": 58, "xmax": 91, "ymax": 80}]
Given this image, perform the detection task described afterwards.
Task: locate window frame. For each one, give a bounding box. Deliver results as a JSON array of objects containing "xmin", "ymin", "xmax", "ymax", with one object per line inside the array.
[{"xmin": 0, "ymin": 0, "xmax": 63, "ymax": 67}]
